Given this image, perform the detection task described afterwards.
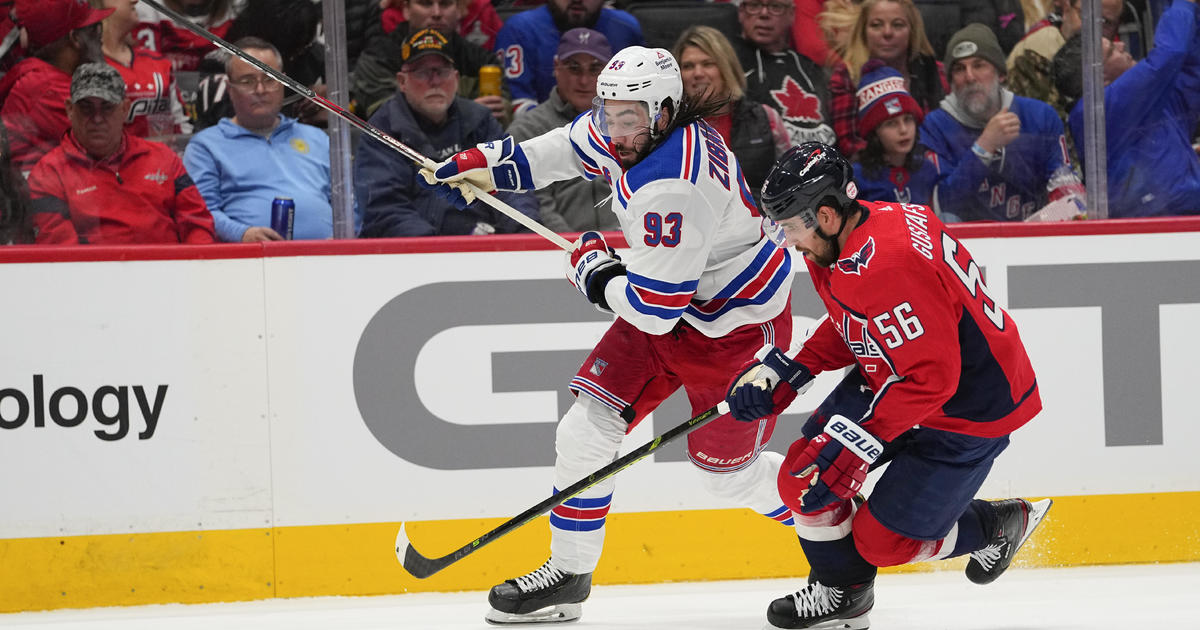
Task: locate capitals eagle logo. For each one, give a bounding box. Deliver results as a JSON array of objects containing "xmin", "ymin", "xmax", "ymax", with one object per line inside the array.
[{"xmin": 836, "ymin": 237, "xmax": 875, "ymax": 275}]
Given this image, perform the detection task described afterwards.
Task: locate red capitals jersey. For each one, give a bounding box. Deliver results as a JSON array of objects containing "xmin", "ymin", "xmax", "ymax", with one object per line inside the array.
[
  {"xmin": 107, "ymin": 48, "xmax": 184, "ymax": 138},
  {"xmin": 134, "ymin": 4, "xmax": 237, "ymax": 72},
  {"xmin": 793, "ymin": 200, "xmax": 1040, "ymax": 442}
]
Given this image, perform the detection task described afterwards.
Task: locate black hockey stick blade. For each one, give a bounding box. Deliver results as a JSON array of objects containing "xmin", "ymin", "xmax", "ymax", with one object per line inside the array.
[{"xmin": 395, "ymin": 400, "xmax": 730, "ymax": 579}]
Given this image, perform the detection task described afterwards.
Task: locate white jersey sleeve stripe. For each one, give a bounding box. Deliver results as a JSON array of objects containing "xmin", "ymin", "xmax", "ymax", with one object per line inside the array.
[{"xmin": 624, "ymin": 272, "xmax": 698, "ymax": 319}]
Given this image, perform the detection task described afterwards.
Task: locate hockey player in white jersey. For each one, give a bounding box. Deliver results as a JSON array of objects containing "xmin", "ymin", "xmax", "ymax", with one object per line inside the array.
[{"xmin": 425, "ymin": 46, "xmax": 799, "ymax": 624}]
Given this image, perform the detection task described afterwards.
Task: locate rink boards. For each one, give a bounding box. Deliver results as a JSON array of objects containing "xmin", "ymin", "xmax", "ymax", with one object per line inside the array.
[{"xmin": 1, "ymin": 219, "xmax": 1198, "ymax": 612}]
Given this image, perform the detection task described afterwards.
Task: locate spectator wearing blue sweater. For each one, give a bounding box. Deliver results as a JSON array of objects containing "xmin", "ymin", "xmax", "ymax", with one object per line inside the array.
[
  {"xmin": 921, "ymin": 24, "xmax": 1082, "ymax": 222},
  {"xmin": 1054, "ymin": 0, "xmax": 1200, "ymax": 218},
  {"xmin": 183, "ymin": 37, "xmax": 341, "ymax": 242},
  {"xmin": 495, "ymin": 0, "xmax": 643, "ymax": 118}
]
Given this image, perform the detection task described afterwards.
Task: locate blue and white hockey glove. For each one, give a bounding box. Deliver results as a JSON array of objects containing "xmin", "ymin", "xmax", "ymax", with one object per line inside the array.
[
  {"xmin": 566, "ymin": 231, "xmax": 625, "ymax": 312},
  {"xmin": 418, "ymin": 169, "xmax": 474, "ymax": 210},
  {"xmin": 725, "ymin": 345, "xmax": 815, "ymax": 422},
  {"xmin": 430, "ymin": 136, "xmax": 535, "ymax": 192},
  {"xmin": 780, "ymin": 415, "xmax": 883, "ymax": 514}
]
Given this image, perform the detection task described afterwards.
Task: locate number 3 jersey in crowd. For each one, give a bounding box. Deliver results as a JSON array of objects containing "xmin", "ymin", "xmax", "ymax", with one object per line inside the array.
[
  {"xmin": 517, "ymin": 113, "xmax": 794, "ymax": 338},
  {"xmin": 792, "ymin": 201, "xmax": 1041, "ymax": 442}
]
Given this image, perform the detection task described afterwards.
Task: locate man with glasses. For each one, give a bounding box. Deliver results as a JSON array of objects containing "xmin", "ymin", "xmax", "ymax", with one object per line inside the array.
[
  {"xmin": 730, "ymin": 0, "xmax": 836, "ymax": 150},
  {"xmin": 351, "ymin": 0, "xmax": 508, "ymax": 120},
  {"xmin": 506, "ymin": 28, "xmax": 616, "ymax": 232},
  {"xmin": 28, "ymin": 63, "xmax": 215, "ymax": 244},
  {"xmin": 183, "ymin": 37, "xmax": 338, "ymax": 242},
  {"xmin": 355, "ymin": 28, "xmax": 538, "ymax": 237}
]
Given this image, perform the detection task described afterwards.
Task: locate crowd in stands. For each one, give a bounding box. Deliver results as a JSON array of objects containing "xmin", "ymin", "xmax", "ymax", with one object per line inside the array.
[{"xmin": 0, "ymin": 0, "xmax": 1196, "ymax": 245}]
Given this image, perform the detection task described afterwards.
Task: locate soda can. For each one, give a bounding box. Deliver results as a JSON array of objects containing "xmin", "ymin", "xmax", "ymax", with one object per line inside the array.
[
  {"xmin": 479, "ymin": 64, "xmax": 501, "ymax": 97},
  {"xmin": 270, "ymin": 197, "xmax": 295, "ymax": 240}
]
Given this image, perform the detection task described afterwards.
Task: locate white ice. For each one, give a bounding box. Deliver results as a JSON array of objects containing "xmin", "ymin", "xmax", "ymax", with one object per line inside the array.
[{"xmin": 1, "ymin": 563, "xmax": 1195, "ymax": 629}]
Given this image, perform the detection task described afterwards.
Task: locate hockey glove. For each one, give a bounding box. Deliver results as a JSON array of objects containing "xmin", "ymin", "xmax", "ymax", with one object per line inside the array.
[
  {"xmin": 418, "ymin": 168, "xmax": 475, "ymax": 210},
  {"xmin": 431, "ymin": 136, "xmax": 535, "ymax": 192},
  {"xmin": 780, "ymin": 414, "xmax": 883, "ymax": 514},
  {"xmin": 566, "ymin": 231, "xmax": 625, "ymax": 312},
  {"xmin": 725, "ymin": 345, "xmax": 815, "ymax": 422}
]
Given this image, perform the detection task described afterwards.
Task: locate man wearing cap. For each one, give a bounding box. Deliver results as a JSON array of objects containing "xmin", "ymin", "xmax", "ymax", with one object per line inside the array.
[
  {"xmin": 184, "ymin": 37, "xmax": 338, "ymax": 242},
  {"xmin": 506, "ymin": 27, "xmax": 615, "ymax": 233},
  {"xmin": 27, "ymin": 63, "xmax": 215, "ymax": 244},
  {"xmin": 0, "ymin": 0, "xmax": 108, "ymax": 175},
  {"xmin": 920, "ymin": 23, "xmax": 1082, "ymax": 222},
  {"xmin": 355, "ymin": 28, "xmax": 538, "ymax": 237},
  {"xmin": 351, "ymin": 0, "xmax": 506, "ymax": 120}
]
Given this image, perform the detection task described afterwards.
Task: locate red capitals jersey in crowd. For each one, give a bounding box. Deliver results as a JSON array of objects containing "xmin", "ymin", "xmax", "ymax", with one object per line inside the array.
[
  {"xmin": 133, "ymin": 3, "xmax": 238, "ymax": 71},
  {"xmin": 27, "ymin": 132, "xmax": 215, "ymax": 245},
  {"xmin": 793, "ymin": 200, "xmax": 1041, "ymax": 442},
  {"xmin": 107, "ymin": 47, "xmax": 185, "ymax": 138}
]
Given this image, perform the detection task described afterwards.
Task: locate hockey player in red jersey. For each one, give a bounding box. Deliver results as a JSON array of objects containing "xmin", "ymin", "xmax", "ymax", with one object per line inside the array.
[{"xmin": 725, "ymin": 141, "xmax": 1053, "ymax": 629}]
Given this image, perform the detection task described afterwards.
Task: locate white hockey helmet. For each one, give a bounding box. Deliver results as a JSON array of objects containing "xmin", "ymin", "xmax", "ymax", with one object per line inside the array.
[{"xmin": 591, "ymin": 46, "xmax": 683, "ymax": 138}]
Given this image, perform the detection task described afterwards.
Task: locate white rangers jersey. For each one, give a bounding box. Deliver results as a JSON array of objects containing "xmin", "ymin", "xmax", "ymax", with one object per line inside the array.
[{"xmin": 519, "ymin": 113, "xmax": 793, "ymax": 337}]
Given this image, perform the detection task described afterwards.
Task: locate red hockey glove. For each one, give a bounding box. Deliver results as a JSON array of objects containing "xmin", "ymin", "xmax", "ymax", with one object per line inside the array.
[
  {"xmin": 780, "ymin": 415, "xmax": 883, "ymax": 514},
  {"xmin": 725, "ymin": 345, "xmax": 815, "ymax": 422},
  {"xmin": 566, "ymin": 231, "xmax": 625, "ymax": 312}
]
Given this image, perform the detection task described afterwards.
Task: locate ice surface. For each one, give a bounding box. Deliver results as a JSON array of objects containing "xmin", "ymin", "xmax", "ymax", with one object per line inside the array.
[{"xmin": 1, "ymin": 563, "xmax": 1195, "ymax": 629}]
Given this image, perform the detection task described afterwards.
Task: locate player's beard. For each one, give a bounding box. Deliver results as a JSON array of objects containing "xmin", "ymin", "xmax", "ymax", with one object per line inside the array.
[
  {"xmin": 801, "ymin": 237, "xmax": 839, "ymax": 268},
  {"xmin": 612, "ymin": 129, "xmax": 655, "ymax": 168}
]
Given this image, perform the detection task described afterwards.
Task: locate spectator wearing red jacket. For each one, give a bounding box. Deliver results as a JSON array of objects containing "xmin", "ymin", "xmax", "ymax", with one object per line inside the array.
[
  {"xmin": 0, "ymin": 0, "xmax": 110, "ymax": 175},
  {"xmin": 28, "ymin": 63, "xmax": 215, "ymax": 245}
]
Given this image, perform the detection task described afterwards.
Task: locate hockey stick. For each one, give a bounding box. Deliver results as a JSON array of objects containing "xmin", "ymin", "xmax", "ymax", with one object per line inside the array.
[
  {"xmin": 140, "ymin": 0, "xmax": 572, "ymax": 251},
  {"xmin": 396, "ymin": 400, "xmax": 730, "ymax": 578}
]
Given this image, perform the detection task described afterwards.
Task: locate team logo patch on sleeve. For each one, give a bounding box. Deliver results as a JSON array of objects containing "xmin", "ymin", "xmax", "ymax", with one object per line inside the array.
[
  {"xmin": 589, "ymin": 358, "xmax": 608, "ymax": 376},
  {"xmin": 836, "ymin": 237, "xmax": 875, "ymax": 275}
]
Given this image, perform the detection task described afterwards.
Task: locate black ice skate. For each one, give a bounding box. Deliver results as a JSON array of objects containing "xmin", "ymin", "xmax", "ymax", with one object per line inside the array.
[
  {"xmin": 765, "ymin": 580, "xmax": 873, "ymax": 629},
  {"xmin": 966, "ymin": 498, "xmax": 1053, "ymax": 585},
  {"xmin": 485, "ymin": 559, "xmax": 591, "ymax": 625}
]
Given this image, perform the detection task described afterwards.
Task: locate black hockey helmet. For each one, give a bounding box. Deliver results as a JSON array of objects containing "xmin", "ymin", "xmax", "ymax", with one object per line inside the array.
[{"xmin": 760, "ymin": 142, "xmax": 858, "ymax": 228}]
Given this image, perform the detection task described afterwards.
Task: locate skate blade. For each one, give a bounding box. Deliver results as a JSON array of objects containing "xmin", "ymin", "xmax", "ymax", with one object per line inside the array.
[
  {"xmin": 1016, "ymin": 498, "xmax": 1053, "ymax": 551},
  {"xmin": 765, "ymin": 612, "xmax": 869, "ymax": 630},
  {"xmin": 485, "ymin": 603, "xmax": 582, "ymax": 625}
]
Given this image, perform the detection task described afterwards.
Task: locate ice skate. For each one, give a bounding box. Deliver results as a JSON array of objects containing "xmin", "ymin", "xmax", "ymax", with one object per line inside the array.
[
  {"xmin": 485, "ymin": 559, "xmax": 591, "ymax": 624},
  {"xmin": 966, "ymin": 498, "xmax": 1053, "ymax": 585},
  {"xmin": 764, "ymin": 580, "xmax": 873, "ymax": 629}
]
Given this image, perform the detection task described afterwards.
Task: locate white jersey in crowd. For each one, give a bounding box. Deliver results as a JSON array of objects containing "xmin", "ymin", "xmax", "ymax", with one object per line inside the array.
[{"xmin": 519, "ymin": 113, "xmax": 793, "ymax": 338}]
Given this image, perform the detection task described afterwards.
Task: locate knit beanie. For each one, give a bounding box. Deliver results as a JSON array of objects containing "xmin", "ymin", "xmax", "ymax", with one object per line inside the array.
[
  {"xmin": 944, "ymin": 23, "xmax": 1007, "ymax": 78},
  {"xmin": 856, "ymin": 59, "xmax": 923, "ymax": 138}
]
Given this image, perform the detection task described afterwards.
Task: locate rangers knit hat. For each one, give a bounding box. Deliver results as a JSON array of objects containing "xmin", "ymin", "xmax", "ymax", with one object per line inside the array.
[
  {"xmin": 944, "ymin": 23, "xmax": 1007, "ymax": 77},
  {"xmin": 70, "ymin": 62, "xmax": 126, "ymax": 104},
  {"xmin": 400, "ymin": 28, "xmax": 457, "ymax": 68},
  {"xmin": 556, "ymin": 28, "xmax": 612, "ymax": 62},
  {"xmin": 13, "ymin": 0, "xmax": 113, "ymax": 50},
  {"xmin": 856, "ymin": 59, "xmax": 923, "ymax": 138}
]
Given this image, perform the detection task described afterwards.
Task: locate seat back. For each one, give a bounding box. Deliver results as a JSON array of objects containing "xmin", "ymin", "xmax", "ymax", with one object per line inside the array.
[{"xmin": 625, "ymin": 1, "xmax": 742, "ymax": 51}]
